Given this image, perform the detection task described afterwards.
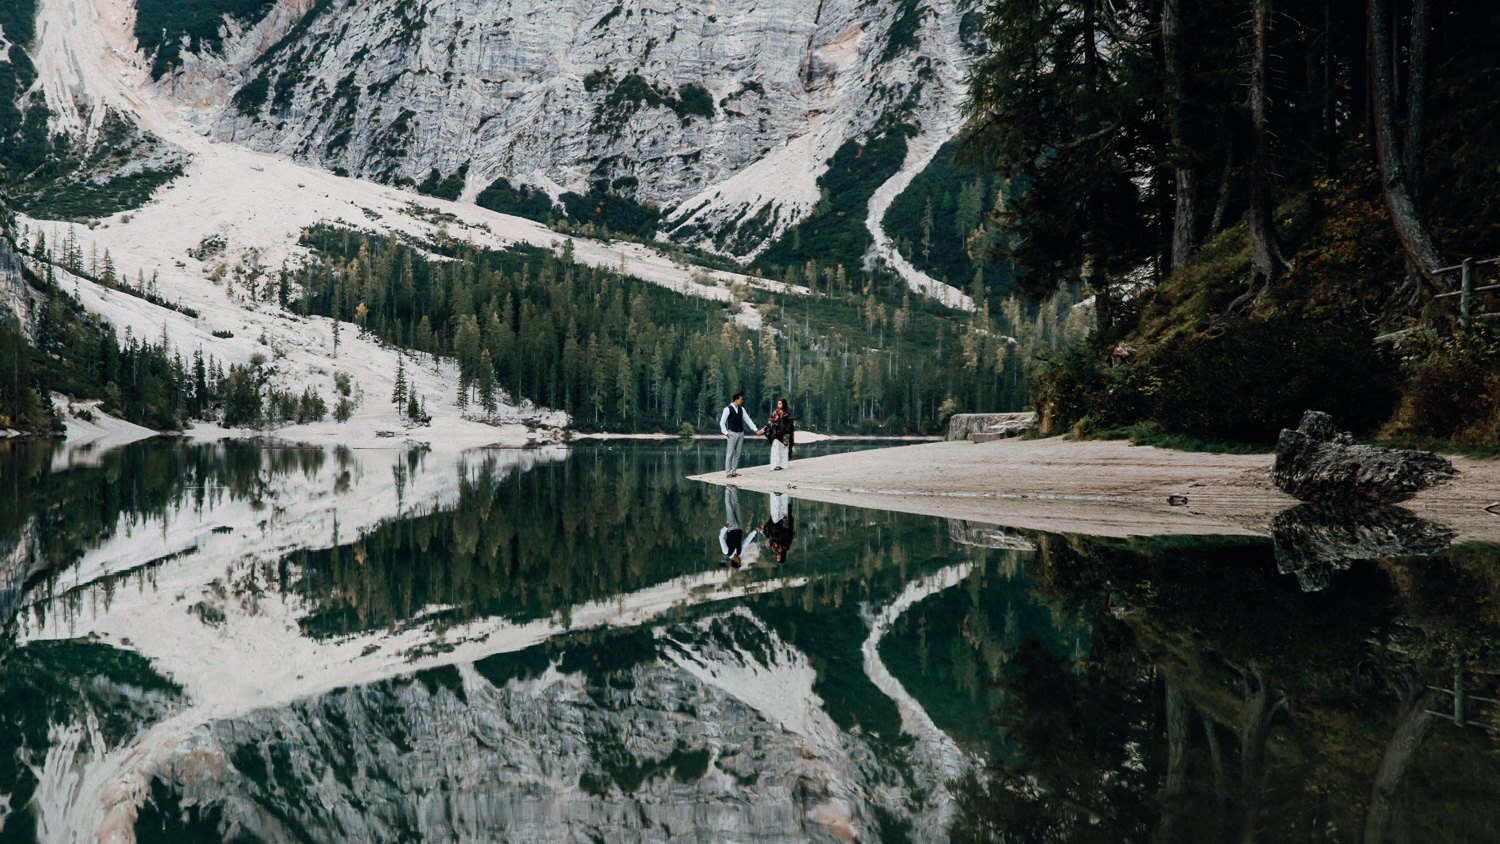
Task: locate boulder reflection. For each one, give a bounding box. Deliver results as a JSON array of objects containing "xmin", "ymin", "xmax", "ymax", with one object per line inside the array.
[{"xmin": 1271, "ymin": 503, "xmax": 1456, "ymax": 591}]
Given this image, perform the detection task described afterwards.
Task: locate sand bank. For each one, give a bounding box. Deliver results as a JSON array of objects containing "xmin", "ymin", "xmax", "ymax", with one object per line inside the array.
[{"xmin": 690, "ymin": 437, "xmax": 1500, "ymax": 541}]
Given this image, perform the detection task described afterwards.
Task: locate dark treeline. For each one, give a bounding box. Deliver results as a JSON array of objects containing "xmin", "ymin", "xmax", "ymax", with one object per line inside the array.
[
  {"xmin": 293, "ymin": 226, "xmax": 1084, "ymax": 432},
  {"xmin": 964, "ymin": 0, "xmax": 1497, "ymax": 312},
  {"xmin": 962, "ymin": 0, "xmax": 1500, "ymax": 443},
  {"xmin": 0, "ymin": 439, "xmax": 323, "ymax": 627},
  {"xmin": 948, "ymin": 532, "xmax": 1500, "ymax": 843}
]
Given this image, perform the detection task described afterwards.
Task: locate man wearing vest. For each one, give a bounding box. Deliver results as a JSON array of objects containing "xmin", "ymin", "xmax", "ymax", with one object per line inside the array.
[{"xmin": 719, "ymin": 392, "xmax": 760, "ymax": 478}]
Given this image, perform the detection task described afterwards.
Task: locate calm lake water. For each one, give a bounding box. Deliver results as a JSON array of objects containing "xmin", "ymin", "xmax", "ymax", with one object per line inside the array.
[{"xmin": 1, "ymin": 439, "xmax": 1497, "ymax": 842}]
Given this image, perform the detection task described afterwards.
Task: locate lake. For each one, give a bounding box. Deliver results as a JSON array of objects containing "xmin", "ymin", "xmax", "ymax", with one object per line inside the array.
[{"xmin": 1, "ymin": 439, "xmax": 1496, "ymax": 842}]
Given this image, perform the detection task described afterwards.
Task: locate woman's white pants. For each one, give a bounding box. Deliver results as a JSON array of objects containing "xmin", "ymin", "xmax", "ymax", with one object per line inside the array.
[{"xmin": 770, "ymin": 440, "xmax": 790, "ymax": 469}]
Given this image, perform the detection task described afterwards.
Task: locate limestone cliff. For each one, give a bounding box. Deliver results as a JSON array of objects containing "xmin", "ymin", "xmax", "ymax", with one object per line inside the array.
[{"xmin": 156, "ymin": 0, "xmax": 978, "ymax": 258}]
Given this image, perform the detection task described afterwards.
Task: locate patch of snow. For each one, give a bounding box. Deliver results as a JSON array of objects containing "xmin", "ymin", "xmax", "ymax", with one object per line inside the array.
[
  {"xmin": 659, "ymin": 607, "xmax": 842, "ymax": 756},
  {"xmin": 863, "ymin": 0, "xmax": 975, "ymax": 312},
  {"xmin": 51, "ymin": 394, "xmax": 157, "ymax": 469}
]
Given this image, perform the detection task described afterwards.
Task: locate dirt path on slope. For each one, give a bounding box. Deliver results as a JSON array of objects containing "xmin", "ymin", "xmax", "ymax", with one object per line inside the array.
[{"xmin": 690, "ymin": 437, "xmax": 1500, "ymax": 541}]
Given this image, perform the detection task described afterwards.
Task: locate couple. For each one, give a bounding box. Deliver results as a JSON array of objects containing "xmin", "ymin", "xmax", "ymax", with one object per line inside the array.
[
  {"xmin": 720, "ymin": 487, "xmax": 796, "ymax": 568},
  {"xmin": 719, "ymin": 392, "xmax": 795, "ymax": 478}
]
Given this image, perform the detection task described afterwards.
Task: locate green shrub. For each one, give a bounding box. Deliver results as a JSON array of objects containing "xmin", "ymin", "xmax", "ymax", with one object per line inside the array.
[
  {"xmin": 297, "ymin": 386, "xmax": 327, "ymax": 423},
  {"xmin": 1033, "ymin": 318, "xmax": 1399, "ymax": 444},
  {"xmin": 475, "ymin": 177, "xmax": 556, "ymax": 222},
  {"xmin": 1386, "ymin": 328, "xmax": 1500, "ymax": 444},
  {"xmin": 1149, "ymin": 318, "xmax": 1398, "ymax": 441}
]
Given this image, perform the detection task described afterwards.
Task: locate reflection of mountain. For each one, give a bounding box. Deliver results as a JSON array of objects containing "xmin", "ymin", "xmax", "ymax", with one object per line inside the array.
[
  {"xmin": 1271, "ymin": 503, "xmax": 1455, "ymax": 592},
  {"xmin": 18, "ymin": 591, "xmax": 978, "ymax": 843},
  {"xmin": 7, "ymin": 441, "xmax": 1049, "ymax": 841},
  {"xmin": 124, "ymin": 609, "xmax": 952, "ymax": 843}
]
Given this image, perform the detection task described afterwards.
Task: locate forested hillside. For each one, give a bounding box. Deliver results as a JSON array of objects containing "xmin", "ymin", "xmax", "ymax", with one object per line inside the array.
[
  {"xmin": 291, "ymin": 226, "xmax": 1086, "ymax": 434},
  {"xmin": 959, "ymin": 0, "xmax": 1500, "ymax": 446}
]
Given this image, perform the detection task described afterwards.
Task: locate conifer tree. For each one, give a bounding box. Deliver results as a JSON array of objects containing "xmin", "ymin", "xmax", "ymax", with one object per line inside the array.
[
  {"xmin": 479, "ymin": 349, "xmax": 498, "ymax": 415},
  {"xmin": 392, "ymin": 356, "xmax": 408, "ymax": 413}
]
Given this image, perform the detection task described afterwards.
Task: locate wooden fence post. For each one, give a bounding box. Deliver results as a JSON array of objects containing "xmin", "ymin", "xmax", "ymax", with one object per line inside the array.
[
  {"xmin": 1461, "ymin": 258, "xmax": 1475, "ymax": 328},
  {"xmin": 1455, "ymin": 659, "xmax": 1467, "ymax": 728}
]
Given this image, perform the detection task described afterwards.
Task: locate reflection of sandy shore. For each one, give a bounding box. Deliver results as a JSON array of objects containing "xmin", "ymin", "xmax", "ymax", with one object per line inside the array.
[{"xmin": 691, "ymin": 437, "xmax": 1500, "ymax": 541}]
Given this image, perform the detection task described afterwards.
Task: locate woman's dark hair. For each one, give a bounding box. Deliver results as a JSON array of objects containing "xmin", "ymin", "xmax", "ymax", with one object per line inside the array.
[{"xmin": 776, "ymin": 398, "xmax": 789, "ymax": 411}]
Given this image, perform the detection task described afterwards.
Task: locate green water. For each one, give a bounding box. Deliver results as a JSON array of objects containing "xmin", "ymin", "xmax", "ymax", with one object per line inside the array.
[{"xmin": 0, "ymin": 438, "xmax": 1497, "ymax": 843}]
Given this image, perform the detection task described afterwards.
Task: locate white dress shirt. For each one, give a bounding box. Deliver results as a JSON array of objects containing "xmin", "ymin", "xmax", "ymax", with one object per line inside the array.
[
  {"xmin": 719, "ymin": 404, "xmax": 756, "ymax": 436},
  {"xmin": 720, "ymin": 526, "xmax": 759, "ymax": 556}
]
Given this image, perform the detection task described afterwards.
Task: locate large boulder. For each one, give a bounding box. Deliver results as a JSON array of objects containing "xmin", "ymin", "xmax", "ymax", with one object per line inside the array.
[{"xmin": 1273, "ymin": 410, "xmax": 1457, "ymax": 505}]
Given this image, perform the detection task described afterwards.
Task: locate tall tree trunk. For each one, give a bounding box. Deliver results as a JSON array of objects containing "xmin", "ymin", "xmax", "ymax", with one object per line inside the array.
[
  {"xmin": 1364, "ymin": 688, "xmax": 1440, "ymax": 844},
  {"xmin": 1245, "ymin": 0, "xmax": 1285, "ymax": 307},
  {"xmin": 1163, "ymin": 0, "xmax": 1197, "ymax": 270},
  {"xmin": 1369, "ymin": 0, "xmax": 1444, "ymax": 283},
  {"xmin": 1210, "ymin": 141, "xmax": 1235, "ymax": 236},
  {"xmin": 1404, "ymin": 0, "xmax": 1429, "ymax": 204},
  {"xmin": 1399, "ymin": 0, "xmax": 1431, "ymax": 305},
  {"xmin": 1092, "ymin": 260, "xmax": 1113, "ymax": 333}
]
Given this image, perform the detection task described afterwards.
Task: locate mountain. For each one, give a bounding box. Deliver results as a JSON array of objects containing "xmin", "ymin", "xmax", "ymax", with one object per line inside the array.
[
  {"xmin": 0, "ymin": 0, "xmax": 1087, "ymax": 440},
  {"xmin": 164, "ymin": 0, "xmax": 979, "ymax": 263}
]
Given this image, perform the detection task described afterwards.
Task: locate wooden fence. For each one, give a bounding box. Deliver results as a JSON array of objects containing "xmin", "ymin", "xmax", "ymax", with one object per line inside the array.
[{"xmin": 1432, "ymin": 256, "xmax": 1500, "ymax": 328}]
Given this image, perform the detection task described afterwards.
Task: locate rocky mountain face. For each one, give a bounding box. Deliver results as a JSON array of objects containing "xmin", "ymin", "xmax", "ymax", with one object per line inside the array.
[
  {"xmin": 0, "ymin": 218, "xmax": 34, "ymax": 338},
  {"xmin": 155, "ymin": 0, "xmax": 977, "ymax": 258}
]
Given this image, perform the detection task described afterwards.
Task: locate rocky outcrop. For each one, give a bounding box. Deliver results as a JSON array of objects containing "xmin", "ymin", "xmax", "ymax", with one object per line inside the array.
[
  {"xmin": 1272, "ymin": 411, "xmax": 1456, "ymax": 505},
  {"xmin": 0, "ymin": 216, "xmax": 40, "ymax": 341},
  {"xmin": 947, "ymin": 412, "xmax": 1035, "ymax": 442},
  {"xmin": 1270, "ymin": 504, "xmax": 1455, "ymax": 592}
]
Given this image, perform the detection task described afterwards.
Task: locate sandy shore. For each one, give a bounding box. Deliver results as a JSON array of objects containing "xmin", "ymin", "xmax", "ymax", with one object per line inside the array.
[{"xmin": 689, "ymin": 437, "xmax": 1500, "ymax": 541}]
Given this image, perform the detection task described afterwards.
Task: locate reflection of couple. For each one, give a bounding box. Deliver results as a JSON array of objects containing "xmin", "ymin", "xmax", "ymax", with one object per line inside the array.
[
  {"xmin": 720, "ymin": 487, "xmax": 796, "ymax": 568},
  {"xmin": 719, "ymin": 393, "xmax": 795, "ymax": 478}
]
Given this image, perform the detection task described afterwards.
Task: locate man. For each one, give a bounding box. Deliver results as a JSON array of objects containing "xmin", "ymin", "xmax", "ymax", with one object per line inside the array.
[
  {"xmin": 719, "ymin": 392, "xmax": 759, "ymax": 478},
  {"xmin": 719, "ymin": 487, "xmax": 759, "ymax": 569}
]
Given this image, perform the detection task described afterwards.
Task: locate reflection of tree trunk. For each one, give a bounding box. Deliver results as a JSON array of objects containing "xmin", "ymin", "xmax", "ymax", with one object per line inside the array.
[
  {"xmin": 1163, "ymin": 0, "xmax": 1196, "ymax": 270},
  {"xmin": 1368, "ymin": 0, "xmax": 1443, "ymax": 286},
  {"xmin": 1160, "ymin": 682, "xmax": 1190, "ymax": 839},
  {"xmin": 1364, "ymin": 688, "xmax": 1440, "ymax": 844},
  {"xmin": 1237, "ymin": 662, "xmax": 1286, "ymax": 844},
  {"xmin": 1204, "ymin": 714, "xmax": 1227, "ymax": 812}
]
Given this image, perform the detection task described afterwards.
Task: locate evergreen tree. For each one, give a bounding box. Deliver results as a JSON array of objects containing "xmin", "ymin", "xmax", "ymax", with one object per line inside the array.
[
  {"xmin": 392, "ymin": 356, "xmax": 408, "ymax": 413},
  {"xmin": 479, "ymin": 349, "xmax": 498, "ymax": 415}
]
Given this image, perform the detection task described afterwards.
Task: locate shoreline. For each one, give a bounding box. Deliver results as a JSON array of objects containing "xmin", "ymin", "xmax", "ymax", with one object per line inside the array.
[
  {"xmin": 688, "ymin": 437, "xmax": 1500, "ymax": 542},
  {"xmin": 568, "ymin": 431, "xmax": 940, "ymax": 442}
]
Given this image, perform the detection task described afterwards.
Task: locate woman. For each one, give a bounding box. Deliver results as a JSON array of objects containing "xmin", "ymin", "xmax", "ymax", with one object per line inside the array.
[
  {"xmin": 760, "ymin": 492, "xmax": 794, "ymax": 564},
  {"xmin": 762, "ymin": 398, "xmax": 794, "ymax": 471}
]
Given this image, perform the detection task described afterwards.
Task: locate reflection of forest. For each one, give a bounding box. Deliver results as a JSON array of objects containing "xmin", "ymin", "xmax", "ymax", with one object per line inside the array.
[
  {"xmin": 947, "ymin": 534, "xmax": 1500, "ymax": 844},
  {"xmin": 1, "ymin": 441, "xmax": 1059, "ymax": 842},
  {"xmin": 11, "ymin": 439, "xmax": 1498, "ymax": 842},
  {"xmin": 1, "ymin": 438, "xmax": 329, "ymax": 629}
]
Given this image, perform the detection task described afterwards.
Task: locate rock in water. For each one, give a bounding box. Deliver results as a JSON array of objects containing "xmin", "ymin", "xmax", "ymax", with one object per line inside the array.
[
  {"xmin": 1270, "ymin": 503, "xmax": 1455, "ymax": 592},
  {"xmin": 1273, "ymin": 410, "xmax": 1456, "ymax": 505}
]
